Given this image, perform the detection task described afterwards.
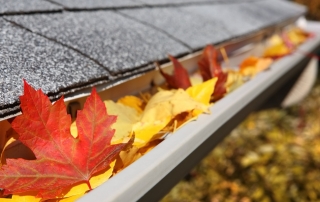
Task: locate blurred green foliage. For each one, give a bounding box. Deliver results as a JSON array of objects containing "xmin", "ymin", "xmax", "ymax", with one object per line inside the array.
[{"xmin": 162, "ymin": 82, "xmax": 320, "ymax": 202}]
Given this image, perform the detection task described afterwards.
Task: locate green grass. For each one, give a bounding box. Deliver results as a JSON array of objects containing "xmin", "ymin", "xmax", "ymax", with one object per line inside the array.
[{"xmin": 162, "ymin": 81, "xmax": 320, "ymax": 202}]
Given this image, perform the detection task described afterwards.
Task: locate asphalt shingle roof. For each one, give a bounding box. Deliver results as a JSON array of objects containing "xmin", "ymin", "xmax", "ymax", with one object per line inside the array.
[
  {"xmin": 49, "ymin": 0, "xmax": 143, "ymax": 10},
  {"xmin": 0, "ymin": 0, "xmax": 62, "ymax": 15},
  {"xmin": 120, "ymin": 7, "xmax": 231, "ymax": 50},
  {"xmin": 0, "ymin": 18, "xmax": 109, "ymax": 117},
  {"xmin": 6, "ymin": 11, "xmax": 189, "ymax": 75},
  {"xmin": 0, "ymin": 0, "xmax": 306, "ymax": 119}
]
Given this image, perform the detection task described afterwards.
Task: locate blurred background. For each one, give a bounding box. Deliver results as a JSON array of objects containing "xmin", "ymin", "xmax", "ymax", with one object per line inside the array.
[{"xmin": 161, "ymin": 1, "xmax": 320, "ymax": 201}]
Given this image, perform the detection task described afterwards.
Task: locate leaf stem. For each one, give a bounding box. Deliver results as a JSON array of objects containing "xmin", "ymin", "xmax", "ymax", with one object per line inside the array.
[{"xmin": 86, "ymin": 181, "xmax": 92, "ymax": 190}]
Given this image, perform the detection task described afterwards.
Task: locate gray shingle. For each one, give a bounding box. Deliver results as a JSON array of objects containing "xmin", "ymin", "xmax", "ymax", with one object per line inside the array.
[
  {"xmin": 0, "ymin": 0, "xmax": 62, "ymax": 15},
  {"xmin": 180, "ymin": 0, "xmax": 305, "ymax": 38},
  {"xmin": 180, "ymin": 4, "xmax": 264, "ymax": 37},
  {"xmin": 6, "ymin": 11, "xmax": 190, "ymax": 75},
  {"xmin": 134, "ymin": 0, "xmax": 263, "ymax": 6},
  {"xmin": 0, "ymin": 18, "xmax": 110, "ymax": 117},
  {"xmin": 49, "ymin": 0, "xmax": 143, "ymax": 9},
  {"xmin": 136, "ymin": 0, "xmax": 213, "ymax": 6},
  {"xmin": 120, "ymin": 7, "xmax": 231, "ymax": 50}
]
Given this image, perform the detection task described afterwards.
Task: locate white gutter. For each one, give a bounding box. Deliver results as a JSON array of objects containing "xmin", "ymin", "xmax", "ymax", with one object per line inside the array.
[{"xmin": 78, "ymin": 32, "xmax": 320, "ymax": 202}]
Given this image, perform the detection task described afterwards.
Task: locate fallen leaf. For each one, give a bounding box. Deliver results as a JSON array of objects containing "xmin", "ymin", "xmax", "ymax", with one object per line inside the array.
[
  {"xmin": 225, "ymin": 69, "xmax": 243, "ymax": 93},
  {"xmin": 0, "ymin": 192, "xmax": 40, "ymax": 202},
  {"xmin": 50, "ymin": 160, "xmax": 116, "ymax": 199},
  {"xmin": 117, "ymin": 96, "xmax": 145, "ymax": 114},
  {"xmin": 286, "ymin": 28, "xmax": 309, "ymax": 46},
  {"xmin": 104, "ymin": 100, "xmax": 140, "ymax": 144},
  {"xmin": 198, "ymin": 45, "xmax": 228, "ymax": 102},
  {"xmin": 198, "ymin": 45, "xmax": 222, "ymax": 81},
  {"xmin": 161, "ymin": 112, "xmax": 197, "ymax": 135},
  {"xmin": 264, "ymin": 35, "xmax": 291, "ymax": 59},
  {"xmin": 0, "ymin": 80, "xmax": 127, "ymax": 199},
  {"xmin": 1, "ymin": 129, "xmax": 19, "ymax": 165},
  {"xmin": 47, "ymin": 194, "xmax": 83, "ymax": 202},
  {"xmin": 239, "ymin": 56, "xmax": 273, "ymax": 77},
  {"xmin": 264, "ymin": 43, "xmax": 291, "ymax": 59},
  {"xmin": 0, "ymin": 121, "xmax": 11, "ymax": 151},
  {"xmin": 212, "ymin": 72, "xmax": 228, "ymax": 102},
  {"xmin": 158, "ymin": 55, "xmax": 192, "ymax": 90},
  {"xmin": 114, "ymin": 146, "xmax": 140, "ymax": 174},
  {"xmin": 138, "ymin": 139, "xmax": 163, "ymax": 155},
  {"xmin": 133, "ymin": 89, "xmax": 209, "ymax": 146},
  {"xmin": 5, "ymin": 161, "xmax": 116, "ymax": 202},
  {"xmin": 186, "ymin": 78, "xmax": 217, "ymax": 106}
]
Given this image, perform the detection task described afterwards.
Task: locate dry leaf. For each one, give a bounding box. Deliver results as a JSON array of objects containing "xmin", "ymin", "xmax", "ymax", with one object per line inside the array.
[
  {"xmin": 225, "ymin": 69, "xmax": 244, "ymax": 93},
  {"xmin": 158, "ymin": 55, "xmax": 192, "ymax": 90},
  {"xmin": 198, "ymin": 45, "xmax": 228, "ymax": 102},
  {"xmin": 117, "ymin": 96, "xmax": 145, "ymax": 114},
  {"xmin": 104, "ymin": 100, "xmax": 140, "ymax": 144},
  {"xmin": 0, "ymin": 81, "xmax": 127, "ymax": 199},
  {"xmin": 239, "ymin": 56, "xmax": 273, "ymax": 77},
  {"xmin": 186, "ymin": 78, "xmax": 217, "ymax": 106},
  {"xmin": 264, "ymin": 35, "xmax": 291, "ymax": 59},
  {"xmin": 1, "ymin": 128, "xmax": 19, "ymax": 165},
  {"xmin": 133, "ymin": 89, "xmax": 209, "ymax": 146},
  {"xmin": 0, "ymin": 192, "xmax": 41, "ymax": 202}
]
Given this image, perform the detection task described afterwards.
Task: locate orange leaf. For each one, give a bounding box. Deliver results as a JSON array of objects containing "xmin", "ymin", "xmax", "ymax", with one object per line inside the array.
[{"xmin": 239, "ymin": 56, "xmax": 273, "ymax": 77}]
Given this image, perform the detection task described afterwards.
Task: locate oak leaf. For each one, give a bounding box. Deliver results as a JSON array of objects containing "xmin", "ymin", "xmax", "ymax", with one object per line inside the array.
[
  {"xmin": 0, "ymin": 81, "xmax": 127, "ymax": 199},
  {"xmin": 158, "ymin": 55, "xmax": 192, "ymax": 90}
]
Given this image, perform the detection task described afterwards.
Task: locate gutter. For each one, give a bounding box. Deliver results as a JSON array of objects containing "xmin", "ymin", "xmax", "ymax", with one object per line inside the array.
[{"xmin": 77, "ymin": 26, "xmax": 320, "ymax": 202}]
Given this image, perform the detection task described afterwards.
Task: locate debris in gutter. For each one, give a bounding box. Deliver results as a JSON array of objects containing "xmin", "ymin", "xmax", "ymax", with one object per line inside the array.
[{"xmin": 0, "ymin": 27, "xmax": 313, "ymax": 201}]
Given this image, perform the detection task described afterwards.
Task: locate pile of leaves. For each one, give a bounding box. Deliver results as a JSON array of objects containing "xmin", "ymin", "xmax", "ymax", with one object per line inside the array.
[
  {"xmin": 162, "ymin": 78, "xmax": 320, "ymax": 202},
  {"xmin": 0, "ymin": 27, "xmax": 311, "ymax": 201}
]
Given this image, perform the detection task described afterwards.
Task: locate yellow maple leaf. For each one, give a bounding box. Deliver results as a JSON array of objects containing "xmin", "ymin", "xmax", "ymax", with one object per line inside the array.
[
  {"xmin": 133, "ymin": 89, "xmax": 209, "ymax": 146},
  {"xmin": 46, "ymin": 194, "xmax": 83, "ymax": 202},
  {"xmin": 287, "ymin": 28, "xmax": 308, "ymax": 46},
  {"xmin": 264, "ymin": 43, "xmax": 290, "ymax": 58},
  {"xmin": 104, "ymin": 100, "xmax": 140, "ymax": 144},
  {"xmin": 113, "ymin": 145, "xmax": 141, "ymax": 174},
  {"xmin": 0, "ymin": 192, "xmax": 40, "ymax": 202},
  {"xmin": 70, "ymin": 101, "xmax": 139, "ymax": 144},
  {"xmin": 117, "ymin": 96, "xmax": 145, "ymax": 114},
  {"xmin": 186, "ymin": 78, "xmax": 217, "ymax": 106}
]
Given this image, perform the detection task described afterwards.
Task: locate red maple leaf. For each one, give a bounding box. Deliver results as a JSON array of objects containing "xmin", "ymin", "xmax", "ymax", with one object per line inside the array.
[
  {"xmin": 158, "ymin": 55, "xmax": 192, "ymax": 90},
  {"xmin": 0, "ymin": 81, "xmax": 127, "ymax": 199},
  {"xmin": 198, "ymin": 45, "xmax": 228, "ymax": 101}
]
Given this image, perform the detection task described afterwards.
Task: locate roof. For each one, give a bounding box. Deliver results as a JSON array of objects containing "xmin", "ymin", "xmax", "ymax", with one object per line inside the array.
[{"xmin": 0, "ymin": 0, "xmax": 305, "ymax": 119}]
